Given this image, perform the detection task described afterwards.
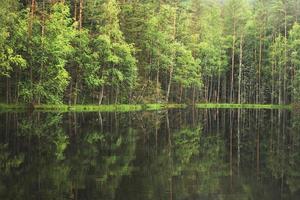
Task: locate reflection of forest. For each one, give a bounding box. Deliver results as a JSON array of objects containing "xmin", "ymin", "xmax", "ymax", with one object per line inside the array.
[{"xmin": 0, "ymin": 109, "xmax": 299, "ymax": 200}]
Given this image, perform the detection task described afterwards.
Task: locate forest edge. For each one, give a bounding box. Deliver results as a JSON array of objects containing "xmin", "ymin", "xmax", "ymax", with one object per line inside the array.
[{"xmin": 0, "ymin": 103, "xmax": 292, "ymax": 112}]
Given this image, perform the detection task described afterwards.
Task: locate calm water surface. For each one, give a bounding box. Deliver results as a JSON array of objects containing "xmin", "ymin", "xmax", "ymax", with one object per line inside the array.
[{"xmin": 0, "ymin": 109, "xmax": 300, "ymax": 200}]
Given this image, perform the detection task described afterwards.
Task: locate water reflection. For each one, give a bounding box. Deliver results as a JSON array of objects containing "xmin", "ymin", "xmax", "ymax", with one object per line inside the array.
[{"xmin": 0, "ymin": 109, "xmax": 299, "ymax": 199}]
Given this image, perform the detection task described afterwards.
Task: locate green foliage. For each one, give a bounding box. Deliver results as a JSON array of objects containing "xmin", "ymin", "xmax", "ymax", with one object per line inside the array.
[
  {"xmin": 0, "ymin": 1, "xmax": 26, "ymax": 77},
  {"xmin": 290, "ymin": 23, "xmax": 300, "ymax": 101},
  {"xmin": 68, "ymin": 28, "xmax": 93, "ymax": 103},
  {"xmin": 1, "ymin": 0, "xmax": 300, "ymax": 105},
  {"xmin": 173, "ymin": 43, "xmax": 202, "ymax": 88},
  {"xmin": 20, "ymin": 3, "xmax": 75, "ymax": 104}
]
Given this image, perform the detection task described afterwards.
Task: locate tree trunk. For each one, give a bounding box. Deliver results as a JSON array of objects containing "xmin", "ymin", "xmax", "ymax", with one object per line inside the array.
[
  {"xmin": 271, "ymin": 62, "xmax": 275, "ymax": 104},
  {"xmin": 283, "ymin": 6, "xmax": 287, "ymax": 104},
  {"xmin": 257, "ymin": 34, "xmax": 262, "ymax": 104},
  {"xmin": 74, "ymin": 0, "xmax": 77, "ymax": 21},
  {"xmin": 6, "ymin": 77, "xmax": 9, "ymax": 104},
  {"xmin": 238, "ymin": 34, "xmax": 243, "ymax": 104},
  {"xmin": 29, "ymin": 0, "xmax": 35, "ymax": 36},
  {"xmin": 192, "ymin": 86, "xmax": 196, "ymax": 105},
  {"xmin": 210, "ymin": 76, "xmax": 213, "ymax": 102},
  {"xmin": 69, "ymin": 81, "xmax": 73, "ymax": 105},
  {"xmin": 217, "ymin": 70, "xmax": 221, "ymax": 103},
  {"xmin": 230, "ymin": 21, "xmax": 236, "ymax": 103},
  {"xmin": 179, "ymin": 84, "xmax": 183, "ymax": 102},
  {"xmin": 156, "ymin": 68, "xmax": 160, "ymax": 102},
  {"xmin": 79, "ymin": 0, "xmax": 83, "ymax": 30},
  {"xmin": 74, "ymin": 79, "xmax": 78, "ymax": 105},
  {"xmin": 166, "ymin": 67, "xmax": 173, "ymax": 102},
  {"xmin": 166, "ymin": 4, "xmax": 177, "ymax": 102},
  {"xmin": 99, "ymin": 85, "xmax": 104, "ymax": 105},
  {"xmin": 115, "ymin": 87, "xmax": 119, "ymax": 104},
  {"xmin": 29, "ymin": 0, "xmax": 35, "ymax": 102}
]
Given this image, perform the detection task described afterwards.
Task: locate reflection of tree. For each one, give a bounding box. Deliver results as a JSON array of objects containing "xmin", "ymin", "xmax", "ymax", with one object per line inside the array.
[
  {"xmin": 123, "ymin": 118, "xmax": 228, "ymax": 200},
  {"xmin": 0, "ymin": 112, "xmax": 138, "ymax": 200},
  {"xmin": 0, "ymin": 113, "xmax": 71, "ymax": 200},
  {"xmin": 66, "ymin": 123, "xmax": 137, "ymax": 200},
  {"xmin": 265, "ymin": 111, "xmax": 300, "ymax": 199},
  {"xmin": 1, "ymin": 109, "xmax": 300, "ymax": 200},
  {"xmin": 172, "ymin": 126, "xmax": 228, "ymax": 198},
  {"xmin": 222, "ymin": 109, "xmax": 300, "ymax": 200}
]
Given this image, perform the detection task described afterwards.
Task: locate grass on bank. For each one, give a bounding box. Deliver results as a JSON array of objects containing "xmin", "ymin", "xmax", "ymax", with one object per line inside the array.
[
  {"xmin": 0, "ymin": 103, "xmax": 187, "ymax": 112},
  {"xmin": 195, "ymin": 103, "xmax": 291, "ymax": 109},
  {"xmin": 0, "ymin": 103, "xmax": 291, "ymax": 112}
]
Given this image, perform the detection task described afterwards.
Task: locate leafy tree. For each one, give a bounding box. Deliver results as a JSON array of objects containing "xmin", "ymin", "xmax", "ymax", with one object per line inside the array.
[
  {"xmin": 270, "ymin": 35, "xmax": 287, "ymax": 104},
  {"xmin": 20, "ymin": 3, "xmax": 75, "ymax": 104},
  {"xmin": 289, "ymin": 23, "xmax": 300, "ymax": 102},
  {"xmin": 67, "ymin": 29, "xmax": 93, "ymax": 105},
  {"xmin": 1, "ymin": 0, "xmax": 300, "ymax": 105},
  {"xmin": 0, "ymin": 1, "xmax": 26, "ymax": 78},
  {"xmin": 88, "ymin": 0, "xmax": 137, "ymax": 104}
]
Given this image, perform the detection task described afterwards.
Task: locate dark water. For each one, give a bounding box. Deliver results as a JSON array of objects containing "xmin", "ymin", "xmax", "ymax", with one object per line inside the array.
[{"xmin": 0, "ymin": 109, "xmax": 300, "ymax": 200}]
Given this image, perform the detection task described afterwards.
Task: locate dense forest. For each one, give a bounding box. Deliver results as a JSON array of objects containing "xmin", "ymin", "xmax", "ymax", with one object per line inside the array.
[{"xmin": 0, "ymin": 0, "xmax": 300, "ymax": 105}]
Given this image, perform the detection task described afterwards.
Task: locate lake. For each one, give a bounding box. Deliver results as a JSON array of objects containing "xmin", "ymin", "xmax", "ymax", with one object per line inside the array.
[{"xmin": 0, "ymin": 108, "xmax": 299, "ymax": 199}]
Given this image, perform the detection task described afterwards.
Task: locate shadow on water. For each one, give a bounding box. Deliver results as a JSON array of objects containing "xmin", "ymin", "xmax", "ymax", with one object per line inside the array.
[{"xmin": 0, "ymin": 108, "xmax": 300, "ymax": 200}]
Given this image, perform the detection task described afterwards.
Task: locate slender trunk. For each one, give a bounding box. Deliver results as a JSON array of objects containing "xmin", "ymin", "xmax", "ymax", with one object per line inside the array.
[
  {"xmin": 115, "ymin": 87, "xmax": 119, "ymax": 104},
  {"xmin": 69, "ymin": 81, "xmax": 73, "ymax": 105},
  {"xmin": 192, "ymin": 86, "xmax": 196, "ymax": 105},
  {"xmin": 238, "ymin": 34, "xmax": 243, "ymax": 104},
  {"xmin": 29, "ymin": 0, "xmax": 35, "ymax": 102},
  {"xmin": 205, "ymin": 77, "xmax": 209, "ymax": 102},
  {"xmin": 209, "ymin": 77, "xmax": 213, "ymax": 102},
  {"xmin": 99, "ymin": 85, "xmax": 104, "ymax": 105},
  {"xmin": 258, "ymin": 34, "xmax": 262, "ymax": 104},
  {"xmin": 16, "ymin": 69, "xmax": 20, "ymax": 103},
  {"xmin": 230, "ymin": 21, "xmax": 236, "ymax": 103},
  {"xmin": 284, "ymin": 7, "xmax": 287, "ymax": 104},
  {"xmin": 179, "ymin": 84, "xmax": 183, "ymax": 102},
  {"xmin": 166, "ymin": 5, "xmax": 177, "ymax": 102},
  {"xmin": 223, "ymin": 76, "xmax": 227, "ymax": 102},
  {"xmin": 74, "ymin": 0, "xmax": 77, "ymax": 21},
  {"xmin": 217, "ymin": 70, "xmax": 221, "ymax": 103},
  {"xmin": 74, "ymin": 80, "xmax": 78, "ymax": 105},
  {"xmin": 79, "ymin": 0, "xmax": 83, "ymax": 30},
  {"xmin": 156, "ymin": 68, "xmax": 160, "ymax": 102},
  {"xmin": 279, "ymin": 71, "xmax": 282, "ymax": 104},
  {"xmin": 166, "ymin": 68, "xmax": 173, "ymax": 102},
  {"xmin": 272, "ymin": 62, "xmax": 275, "ymax": 104},
  {"xmin": 37, "ymin": 0, "xmax": 45, "ymax": 105},
  {"xmin": 42, "ymin": 0, "xmax": 45, "ymax": 36},
  {"xmin": 29, "ymin": 0, "xmax": 35, "ymax": 36},
  {"xmin": 6, "ymin": 77, "xmax": 9, "ymax": 104}
]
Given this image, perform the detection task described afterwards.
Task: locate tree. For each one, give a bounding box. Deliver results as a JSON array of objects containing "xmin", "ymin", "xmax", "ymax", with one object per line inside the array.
[
  {"xmin": 0, "ymin": 0, "xmax": 27, "ymax": 103},
  {"xmin": 19, "ymin": 3, "xmax": 75, "ymax": 104},
  {"xmin": 173, "ymin": 43, "xmax": 202, "ymax": 103},
  {"xmin": 67, "ymin": 29, "xmax": 92, "ymax": 105},
  {"xmin": 88, "ymin": 0, "xmax": 137, "ymax": 104},
  {"xmin": 196, "ymin": 2, "xmax": 227, "ymax": 102},
  {"xmin": 289, "ymin": 23, "xmax": 300, "ymax": 102},
  {"xmin": 224, "ymin": 0, "xmax": 250, "ymax": 103},
  {"xmin": 270, "ymin": 35, "xmax": 286, "ymax": 104}
]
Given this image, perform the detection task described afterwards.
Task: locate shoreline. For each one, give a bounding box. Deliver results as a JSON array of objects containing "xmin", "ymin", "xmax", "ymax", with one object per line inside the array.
[{"xmin": 0, "ymin": 103, "xmax": 292, "ymax": 112}]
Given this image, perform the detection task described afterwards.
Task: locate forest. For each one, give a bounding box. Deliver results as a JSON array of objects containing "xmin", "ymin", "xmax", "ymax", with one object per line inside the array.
[{"xmin": 1, "ymin": 0, "xmax": 300, "ymax": 105}]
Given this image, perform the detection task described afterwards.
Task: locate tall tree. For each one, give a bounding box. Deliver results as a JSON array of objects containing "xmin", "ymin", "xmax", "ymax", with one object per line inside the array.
[
  {"xmin": 88, "ymin": 0, "xmax": 137, "ymax": 104},
  {"xmin": 19, "ymin": 2, "xmax": 75, "ymax": 104},
  {"xmin": 0, "ymin": 0, "xmax": 27, "ymax": 103}
]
